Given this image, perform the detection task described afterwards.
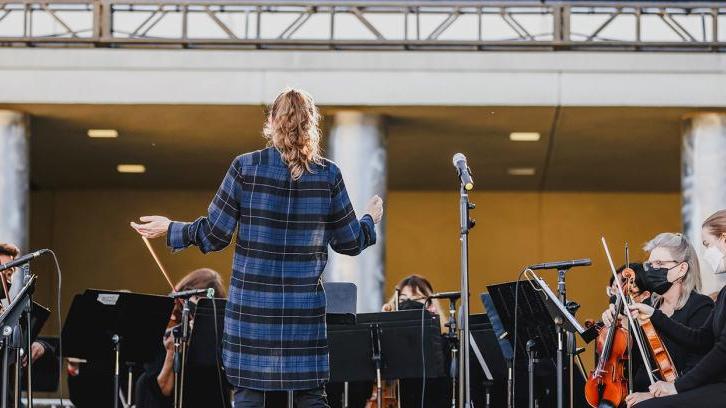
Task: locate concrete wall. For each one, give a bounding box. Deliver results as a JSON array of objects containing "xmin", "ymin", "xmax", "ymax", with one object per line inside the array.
[
  {"xmin": 2, "ymin": 49, "xmax": 726, "ymax": 107},
  {"xmin": 29, "ymin": 189, "xmax": 681, "ymax": 339}
]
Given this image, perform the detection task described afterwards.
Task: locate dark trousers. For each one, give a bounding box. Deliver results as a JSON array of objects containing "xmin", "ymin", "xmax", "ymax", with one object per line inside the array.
[
  {"xmin": 234, "ymin": 387, "xmax": 330, "ymax": 408},
  {"xmin": 635, "ymin": 382, "xmax": 726, "ymax": 407}
]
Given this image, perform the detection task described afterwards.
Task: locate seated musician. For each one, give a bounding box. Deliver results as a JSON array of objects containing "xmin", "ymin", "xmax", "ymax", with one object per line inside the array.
[
  {"xmin": 382, "ymin": 274, "xmax": 447, "ymax": 331},
  {"xmin": 135, "ymin": 268, "xmax": 228, "ymax": 408},
  {"xmin": 0, "ymin": 242, "xmax": 56, "ymax": 366},
  {"xmin": 626, "ymin": 211, "xmax": 726, "ymax": 407},
  {"xmin": 601, "ymin": 233, "xmax": 713, "ymax": 407},
  {"xmin": 377, "ymin": 275, "xmax": 449, "ymax": 408}
]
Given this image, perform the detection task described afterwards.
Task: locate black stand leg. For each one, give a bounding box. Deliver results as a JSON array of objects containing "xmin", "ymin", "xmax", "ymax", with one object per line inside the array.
[
  {"xmin": 506, "ymin": 359, "xmax": 513, "ymax": 408},
  {"xmin": 112, "ymin": 334, "xmax": 121, "ymax": 408},
  {"xmin": 443, "ymin": 298, "xmax": 459, "ymax": 408},
  {"xmin": 14, "ymin": 332, "xmax": 20, "ymax": 408},
  {"xmin": 173, "ymin": 299, "xmax": 191, "ymax": 408},
  {"xmin": 369, "ymin": 324, "xmax": 383, "ymax": 408},
  {"xmin": 25, "ymin": 296, "xmax": 33, "ymax": 408},
  {"xmin": 1, "ymin": 326, "xmax": 13, "ymax": 408},
  {"xmin": 526, "ymin": 340, "xmax": 538, "ymax": 408}
]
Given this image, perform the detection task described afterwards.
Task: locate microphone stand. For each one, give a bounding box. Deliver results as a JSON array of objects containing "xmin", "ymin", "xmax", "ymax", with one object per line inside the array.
[
  {"xmin": 173, "ymin": 298, "xmax": 191, "ymax": 408},
  {"xmin": 457, "ymin": 184, "xmax": 475, "ymax": 408},
  {"xmin": 555, "ymin": 266, "xmax": 576, "ymax": 408},
  {"xmin": 170, "ymin": 289, "xmax": 211, "ymax": 408}
]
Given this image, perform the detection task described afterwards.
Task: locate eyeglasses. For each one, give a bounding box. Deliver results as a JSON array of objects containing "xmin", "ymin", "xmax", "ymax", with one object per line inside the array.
[
  {"xmin": 398, "ymin": 296, "xmax": 426, "ymax": 304},
  {"xmin": 644, "ymin": 260, "xmax": 683, "ymax": 271}
]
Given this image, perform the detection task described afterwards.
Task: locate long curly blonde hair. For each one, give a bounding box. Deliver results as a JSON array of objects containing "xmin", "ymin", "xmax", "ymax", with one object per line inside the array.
[{"xmin": 263, "ymin": 88, "xmax": 323, "ymax": 180}]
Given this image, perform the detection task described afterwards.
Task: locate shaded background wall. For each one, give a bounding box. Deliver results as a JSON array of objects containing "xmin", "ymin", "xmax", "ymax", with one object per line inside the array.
[{"xmin": 28, "ymin": 189, "xmax": 681, "ymax": 340}]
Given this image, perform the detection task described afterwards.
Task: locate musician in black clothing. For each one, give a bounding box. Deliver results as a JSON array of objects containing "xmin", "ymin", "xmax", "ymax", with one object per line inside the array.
[
  {"xmin": 0, "ymin": 243, "xmax": 57, "ymax": 371},
  {"xmin": 601, "ymin": 233, "xmax": 713, "ymax": 407},
  {"xmin": 628, "ymin": 213, "xmax": 726, "ymax": 407}
]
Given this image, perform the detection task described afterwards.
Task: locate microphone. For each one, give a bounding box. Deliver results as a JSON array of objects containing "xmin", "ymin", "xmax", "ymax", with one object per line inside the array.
[
  {"xmin": 169, "ymin": 288, "xmax": 214, "ymax": 299},
  {"xmin": 452, "ymin": 153, "xmax": 474, "ymax": 191},
  {"xmin": 528, "ymin": 258, "xmax": 592, "ymax": 270},
  {"xmin": 0, "ymin": 249, "xmax": 49, "ymax": 272},
  {"xmin": 428, "ymin": 291, "xmax": 461, "ymax": 300}
]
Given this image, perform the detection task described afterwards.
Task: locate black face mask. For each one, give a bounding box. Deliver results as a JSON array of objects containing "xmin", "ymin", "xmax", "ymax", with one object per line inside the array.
[
  {"xmin": 645, "ymin": 264, "xmax": 682, "ymax": 295},
  {"xmin": 398, "ymin": 299, "xmax": 425, "ymax": 311}
]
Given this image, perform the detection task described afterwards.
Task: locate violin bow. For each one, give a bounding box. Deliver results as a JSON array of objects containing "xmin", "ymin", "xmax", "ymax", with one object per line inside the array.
[
  {"xmin": 602, "ymin": 236, "xmax": 658, "ymax": 384},
  {"xmin": 141, "ymin": 236, "xmax": 175, "ymax": 291}
]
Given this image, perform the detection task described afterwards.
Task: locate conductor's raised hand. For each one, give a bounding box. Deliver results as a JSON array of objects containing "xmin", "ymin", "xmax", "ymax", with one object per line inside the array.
[
  {"xmin": 131, "ymin": 216, "xmax": 171, "ymax": 239},
  {"xmin": 629, "ymin": 303, "xmax": 655, "ymax": 323},
  {"xmin": 366, "ymin": 195, "xmax": 384, "ymax": 224}
]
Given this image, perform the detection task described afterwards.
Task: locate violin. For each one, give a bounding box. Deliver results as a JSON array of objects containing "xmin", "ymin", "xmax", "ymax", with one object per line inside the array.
[
  {"xmin": 585, "ymin": 284, "xmax": 630, "ymax": 408},
  {"xmin": 621, "ymin": 268, "xmax": 678, "ymax": 382}
]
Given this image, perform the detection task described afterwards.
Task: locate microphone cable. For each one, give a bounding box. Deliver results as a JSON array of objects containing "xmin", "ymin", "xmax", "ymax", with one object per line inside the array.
[{"xmin": 47, "ymin": 250, "xmax": 65, "ymax": 407}]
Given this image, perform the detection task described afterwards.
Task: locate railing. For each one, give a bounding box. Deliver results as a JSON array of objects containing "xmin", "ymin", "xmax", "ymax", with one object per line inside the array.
[{"xmin": 0, "ymin": 0, "xmax": 724, "ymax": 50}]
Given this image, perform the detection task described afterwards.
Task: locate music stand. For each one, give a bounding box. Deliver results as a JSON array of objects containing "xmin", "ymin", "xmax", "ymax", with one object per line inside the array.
[
  {"xmin": 328, "ymin": 310, "xmax": 446, "ymax": 382},
  {"xmin": 61, "ymin": 289, "xmax": 173, "ymax": 408},
  {"xmin": 485, "ymin": 281, "xmax": 562, "ymax": 408},
  {"xmin": 185, "ymin": 298, "xmax": 229, "ymax": 407},
  {"xmin": 526, "ymin": 273, "xmax": 585, "ymax": 334}
]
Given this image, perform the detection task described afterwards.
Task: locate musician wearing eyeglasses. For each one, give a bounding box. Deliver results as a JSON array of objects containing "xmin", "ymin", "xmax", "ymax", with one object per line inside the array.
[
  {"xmin": 627, "ymin": 211, "xmax": 726, "ymax": 407},
  {"xmin": 601, "ymin": 233, "xmax": 713, "ymax": 407}
]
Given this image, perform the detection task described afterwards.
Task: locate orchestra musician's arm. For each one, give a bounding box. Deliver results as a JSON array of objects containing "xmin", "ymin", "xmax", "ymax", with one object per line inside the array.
[
  {"xmin": 328, "ymin": 170, "xmax": 382, "ymax": 255},
  {"xmin": 131, "ymin": 159, "xmax": 241, "ymax": 252},
  {"xmin": 631, "ymin": 301, "xmax": 726, "ymax": 394},
  {"xmin": 630, "ymin": 303, "xmax": 715, "ymax": 352},
  {"xmin": 156, "ymin": 334, "xmax": 175, "ymax": 397}
]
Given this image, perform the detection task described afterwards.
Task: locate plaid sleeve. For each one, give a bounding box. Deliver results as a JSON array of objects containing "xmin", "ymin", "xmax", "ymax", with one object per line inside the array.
[
  {"xmin": 167, "ymin": 159, "xmax": 241, "ymax": 253},
  {"xmin": 328, "ymin": 171, "xmax": 376, "ymax": 256}
]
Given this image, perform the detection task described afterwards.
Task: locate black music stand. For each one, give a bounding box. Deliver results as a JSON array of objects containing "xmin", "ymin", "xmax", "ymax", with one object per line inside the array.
[
  {"xmin": 185, "ymin": 298, "xmax": 230, "ymax": 408},
  {"xmin": 485, "ymin": 281, "xmax": 560, "ymax": 408},
  {"xmin": 329, "ymin": 309, "xmax": 446, "ymax": 408},
  {"xmin": 62, "ymin": 289, "xmax": 173, "ymax": 408}
]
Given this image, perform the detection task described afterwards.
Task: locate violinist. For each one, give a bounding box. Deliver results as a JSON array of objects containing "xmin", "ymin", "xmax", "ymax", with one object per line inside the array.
[
  {"xmin": 627, "ymin": 211, "xmax": 726, "ymax": 407},
  {"xmin": 135, "ymin": 267, "xmax": 228, "ymax": 408},
  {"xmin": 601, "ymin": 233, "xmax": 713, "ymax": 407}
]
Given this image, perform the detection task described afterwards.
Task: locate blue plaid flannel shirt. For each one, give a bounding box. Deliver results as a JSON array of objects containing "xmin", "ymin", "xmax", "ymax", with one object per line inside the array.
[{"xmin": 167, "ymin": 147, "xmax": 376, "ymax": 391}]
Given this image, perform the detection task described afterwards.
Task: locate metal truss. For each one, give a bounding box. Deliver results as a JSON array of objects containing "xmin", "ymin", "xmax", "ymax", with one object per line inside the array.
[{"xmin": 0, "ymin": 0, "xmax": 725, "ymax": 51}]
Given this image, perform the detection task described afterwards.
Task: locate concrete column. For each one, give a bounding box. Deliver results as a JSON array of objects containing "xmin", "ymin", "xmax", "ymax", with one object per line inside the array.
[
  {"xmin": 0, "ymin": 111, "xmax": 30, "ymax": 251},
  {"xmin": 682, "ymin": 112, "xmax": 726, "ymax": 295},
  {"xmin": 325, "ymin": 112, "xmax": 386, "ymax": 313}
]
